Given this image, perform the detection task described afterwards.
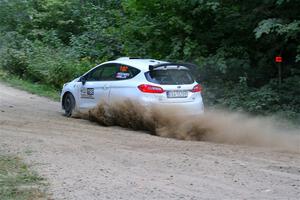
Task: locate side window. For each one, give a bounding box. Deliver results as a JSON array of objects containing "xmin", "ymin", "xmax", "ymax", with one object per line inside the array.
[
  {"xmin": 85, "ymin": 64, "xmax": 118, "ymax": 81},
  {"xmin": 115, "ymin": 65, "xmax": 140, "ymax": 80},
  {"xmin": 86, "ymin": 67, "xmax": 103, "ymax": 81},
  {"xmin": 129, "ymin": 67, "xmax": 140, "ymax": 77},
  {"xmin": 85, "ymin": 63, "xmax": 140, "ymax": 81},
  {"xmin": 100, "ymin": 64, "xmax": 118, "ymax": 81}
]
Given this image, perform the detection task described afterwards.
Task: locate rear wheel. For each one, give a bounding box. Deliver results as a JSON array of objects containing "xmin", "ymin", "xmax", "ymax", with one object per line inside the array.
[{"xmin": 63, "ymin": 93, "xmax": 75, "ymax": 117}]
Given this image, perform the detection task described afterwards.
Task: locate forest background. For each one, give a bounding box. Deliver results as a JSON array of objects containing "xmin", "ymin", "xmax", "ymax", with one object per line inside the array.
[{"xmin": 0, "ymin": 0, "xmax": 299, "ymax": 122}]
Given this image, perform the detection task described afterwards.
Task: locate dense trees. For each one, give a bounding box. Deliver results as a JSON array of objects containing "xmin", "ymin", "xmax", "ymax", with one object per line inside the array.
[{"xmin": 0, "ymin": 0, "xmax": 299, "ymax": 120}]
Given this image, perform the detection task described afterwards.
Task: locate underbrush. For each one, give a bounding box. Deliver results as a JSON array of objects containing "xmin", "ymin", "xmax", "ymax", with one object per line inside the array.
[
  {"xmin": 0, "ymin": 70, "xmax": 60, "ymax": 101},
  {"xmin": 203, "ymin": 78, "xmax": 300, "ymax": 125},
  {"xmin": 0, "ymin": 32, "xmax": 93, "ymax": 89},
  {"xmin": 0, "ymin": 155, "xmax": 47, "ymax": 200}
]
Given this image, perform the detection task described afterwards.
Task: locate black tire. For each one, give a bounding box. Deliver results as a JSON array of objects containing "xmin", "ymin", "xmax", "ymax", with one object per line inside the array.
[{"xmin": 63, "ymin": 93, "xmax": 75, "ymax": 117}]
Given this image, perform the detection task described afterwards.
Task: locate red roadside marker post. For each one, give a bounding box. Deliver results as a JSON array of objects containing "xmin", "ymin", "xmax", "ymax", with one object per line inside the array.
[
  {"xmin": 275, "ymin": 56, "xmax": 282, "ymax": 86},
  {"xmin": 275, "ymin": 56, "xmax": 282, "ymax": 63}
]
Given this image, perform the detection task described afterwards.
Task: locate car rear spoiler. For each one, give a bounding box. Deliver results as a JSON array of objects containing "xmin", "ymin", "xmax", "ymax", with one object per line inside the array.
[{"xmin": 149, "ymin": 62, "xmax": 198, "ymax": 71}]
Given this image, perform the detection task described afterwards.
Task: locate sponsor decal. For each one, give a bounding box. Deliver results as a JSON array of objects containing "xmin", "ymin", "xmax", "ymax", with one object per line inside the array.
[
  {"xmin": 87, "ymin": 88, "xmax": 94, "ymax": 95},
  {"xmin": 116, "ymin": 72, "xmax": 130, "ymax": 79},
  {"xmin": 80, "ymin": 88, "xmax": 94, "ymax": 99}
]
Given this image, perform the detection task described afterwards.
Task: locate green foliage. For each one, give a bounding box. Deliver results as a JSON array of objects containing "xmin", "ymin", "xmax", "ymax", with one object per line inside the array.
[
  {"xmin": 297, "ymin": 45, "xmax": 300, "ymax": 62},
  {"xmin": 0, "ymin": 0, "xmax": 299, "ymax": 120},
  {"xmin": 70, "ymin": 0, "xmax": 123, "ymax": 60},
  {"xmin": 254, "ymin": 19, "xmax": 300, "ymax": 41},
  {"xmin": 0, "ymin": 155, "xmax": 46, "ymax": 200},
  {"xmin": 0, "ymin": 0, "xmax": 33, "ymax": 33},
  {"xmin": 0, "ymin": 70, "xmax": 60, "ymax": 101},
  {"xmin": 209, "ymin": 76, "xmax": 300, "ymax": 119},
  {"xmin": 0, "ymin": 32, "xmax": 29, "ymax": 77},
  {"xmin": 26, "ymin": 42, "xmax": 73, "ymax": 87}
]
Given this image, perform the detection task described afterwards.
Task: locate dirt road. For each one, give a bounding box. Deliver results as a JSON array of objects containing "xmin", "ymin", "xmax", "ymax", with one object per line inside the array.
[{"xmin": 0, "ymin": 83, "xmax": 300, "ymax": 200}]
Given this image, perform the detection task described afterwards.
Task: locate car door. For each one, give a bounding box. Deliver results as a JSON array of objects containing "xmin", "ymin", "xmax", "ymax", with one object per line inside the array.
[{"xmin": 79, "ymin": 63, "xmax": 118, "ymax": 110}]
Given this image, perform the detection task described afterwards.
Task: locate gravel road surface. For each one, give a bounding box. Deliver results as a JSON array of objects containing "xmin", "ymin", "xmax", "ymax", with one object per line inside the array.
[{"xmin": 0, "ymin": 83, "xmax": 299, "ymax": 200}]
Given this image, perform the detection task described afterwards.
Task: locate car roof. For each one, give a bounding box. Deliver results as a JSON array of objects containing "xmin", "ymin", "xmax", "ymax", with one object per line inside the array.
[{"xmin": 105, "ymin": 57, "xmax": 168, "ymax": 72}]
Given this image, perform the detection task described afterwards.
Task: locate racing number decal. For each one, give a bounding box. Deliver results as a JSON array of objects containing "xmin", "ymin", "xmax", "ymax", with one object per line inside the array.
[
  {"xmin": 80, "ymin": 88, "xmax": 94, "ymax": 99},
  {"xmin": 120, "ymin": 65, "xmax": 128, "ymax": 72}
]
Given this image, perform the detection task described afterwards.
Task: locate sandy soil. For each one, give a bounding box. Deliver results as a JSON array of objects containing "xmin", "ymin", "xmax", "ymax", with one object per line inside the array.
[{"xmin": 0, "ymin": 83, "xmax": 300, "ymax": 200}]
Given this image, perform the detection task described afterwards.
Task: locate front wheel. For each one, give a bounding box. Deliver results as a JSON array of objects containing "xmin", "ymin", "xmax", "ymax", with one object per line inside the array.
[{"xmin": 63, "ymin": 93, "xmax": 75, "ymax": 117}]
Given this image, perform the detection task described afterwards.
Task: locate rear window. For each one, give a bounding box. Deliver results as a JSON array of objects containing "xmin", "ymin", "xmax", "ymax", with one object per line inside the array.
[{"xmin": 145, "ymin": 69, "xmax": 194, "ymax": 85}]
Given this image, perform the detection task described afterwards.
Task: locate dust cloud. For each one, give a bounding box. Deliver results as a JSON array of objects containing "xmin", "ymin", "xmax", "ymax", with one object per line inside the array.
[{"xmin": 86, "ymin": 100, "xmax": 300, "ymax": 152}]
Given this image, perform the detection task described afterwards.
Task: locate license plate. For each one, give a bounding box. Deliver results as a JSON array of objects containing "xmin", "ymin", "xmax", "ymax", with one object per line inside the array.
[{"xmin": 167, "ymin": 90, "xmax": 188, "ymax": 98}]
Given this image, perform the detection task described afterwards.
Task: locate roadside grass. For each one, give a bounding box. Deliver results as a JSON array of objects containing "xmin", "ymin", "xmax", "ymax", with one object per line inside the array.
[
  {"xmin": 0, "ymin": 155, "xmax": 48, "ymax": 200},
  {"xmin": 0, "ymin": 70, "xmax": 60, "ymax": 101}
]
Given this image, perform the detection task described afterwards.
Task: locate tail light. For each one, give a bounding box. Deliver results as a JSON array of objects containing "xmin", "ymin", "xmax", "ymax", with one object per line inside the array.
[
  {"xmin": 138, "ymin": 84, "xmax": 164, "ymax": 93},
  {"xmin": 191, "ymin": 84, "xmax": 202, "ymax": 93}
]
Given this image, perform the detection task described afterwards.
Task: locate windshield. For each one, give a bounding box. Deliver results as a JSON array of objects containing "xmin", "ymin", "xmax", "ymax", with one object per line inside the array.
[{"xmin": 145, "ymin": 69, "xmax": 194, "ymax": 85}]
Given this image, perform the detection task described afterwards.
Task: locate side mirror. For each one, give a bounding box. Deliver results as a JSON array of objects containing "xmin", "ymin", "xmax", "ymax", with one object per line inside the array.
[{"xmin": 80, "ymin": 76, "xmax": 87, "ymax": 85}]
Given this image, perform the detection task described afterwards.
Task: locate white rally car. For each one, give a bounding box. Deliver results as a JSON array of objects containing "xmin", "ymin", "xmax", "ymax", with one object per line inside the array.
[{"xmin": 61, "ymin": 57, "xmax": 204, "ymax": 117}]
